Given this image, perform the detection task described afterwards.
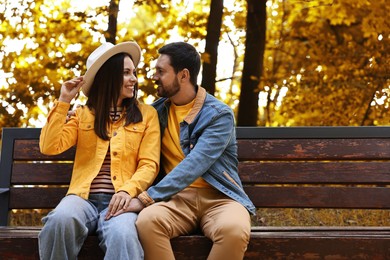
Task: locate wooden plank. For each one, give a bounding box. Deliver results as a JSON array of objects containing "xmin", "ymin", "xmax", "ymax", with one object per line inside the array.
[
  {"xmin": 11, "ymin": 161, "xmax": 390, "ymax": 185},
  {"xmin": 5, "ymin": 126, "xmax": 390, "ymax": 140},
  {"xmin": 171, "ymin": 236, "xmax": 212, "ymax": 259},
  {"xmin": 0, "ymin": 226, "xmax": 104, "ymax": 259},
  {"xmin": 9, "ymin": 187, "xmax": 67, "ymax": 209},
  {"xmin": 238, "ymin": 161, "xmax": 390, "ymax": 184},
  {"xmin": 14, "ymin": 137, "xmax": 390, "ymax": 161},
  {"xmin": 236, "ymin": 126, "xmax": 390, "ymax": 139},
  {"xmin": 13, "ymin": 140, "xmax": 76, "ymax": 161},
  {"xmin": 246, "ymin": 234, "xmax": 390, "ymax": 259},
  {"xmin": 8, "ymin": 186, "xmax": 390, "ymax": 210},
  {"xmin": 250, "ymin": 226, "xmax": 390, "ymax": 233},
  {"xmin": 12, "ymin": 163, "xmax": 73, "ymax": 184},
  {"xmin": 237, "ymin": 139, "xmax": 390, "ymax": 160},
  {"xmin": 1, "ymin": 227, "xmax": 389, "ymax": 260},
  {"xmin": 244, "ymin": 186, "xmax": 390, "ymax": 209},
  {"xmin": 0, "ymin": 228, "xmax": 213, "ymax": 260}
]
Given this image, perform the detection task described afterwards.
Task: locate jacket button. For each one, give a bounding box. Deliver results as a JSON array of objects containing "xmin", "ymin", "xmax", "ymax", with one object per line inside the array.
[
  {"xmin": 113, "ymin": 176, "xmax": 117, "ymax": 180},
  {"xmin": 190, "ymin": 144, "xmax": 194, "ymax": 149},
  {"xmin": 113, "ymin": 132, "xmax": 117, "ymax": 136},
  {"xmin": 87, "ymin": 125, "xmax": 91, "ymax": 128},
  {"xmin": 113, "ymin": 151, "xmax": 117, "ymax": 156}
]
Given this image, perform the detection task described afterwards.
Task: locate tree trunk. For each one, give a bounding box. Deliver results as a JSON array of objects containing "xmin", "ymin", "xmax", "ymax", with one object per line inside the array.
[
  {"xmin": 237, "ymin": 0, "xmax": 266, "ymax": 126},
  {"xmin": 201, "ymin": 0, "xmax": 224, "ymax": 95},
  {"xmin": 106, "ymin": 0, "xmax": 119, "ymax": 44}
]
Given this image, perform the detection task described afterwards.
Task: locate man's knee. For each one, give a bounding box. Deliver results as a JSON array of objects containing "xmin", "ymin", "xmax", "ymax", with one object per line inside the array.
[
  {"xmin": 219, "ymin": 220, "xmax": 250, "ymax": 239},
  {"xmin": 136, "ymin": 205, "xmax": 172, "ymax": 237},
  {"xmin": 136, "ymin": 206, "xmax": 159, "ymax": 233}
]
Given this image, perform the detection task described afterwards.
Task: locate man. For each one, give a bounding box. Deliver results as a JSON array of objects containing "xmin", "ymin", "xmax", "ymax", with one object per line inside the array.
[{"xmin": 128, "ymin": 42, "xmax": 256, "ymax": 260}]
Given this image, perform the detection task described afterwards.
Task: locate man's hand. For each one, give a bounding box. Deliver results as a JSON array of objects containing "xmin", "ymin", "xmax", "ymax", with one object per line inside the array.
[
  {"xmin": 125, "ymin": 198, "xmax": 145, "ymax": 213},
  {"xmin": 105, "ymin": 191, "xmax": 132, "ymax": 220}
]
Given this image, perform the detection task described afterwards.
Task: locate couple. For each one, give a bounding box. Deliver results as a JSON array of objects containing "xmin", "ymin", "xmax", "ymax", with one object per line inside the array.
[{"xmin": 38, "ymin": 41, "xmax": 256, "ymax": 260}]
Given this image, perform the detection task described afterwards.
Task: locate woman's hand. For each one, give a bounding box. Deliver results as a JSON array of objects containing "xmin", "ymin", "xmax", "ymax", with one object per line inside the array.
[
  {"xmin": 105, "ymin": 191, "xmax": 132, "ymax": 220},
  {"xmin": 59, "ymin": 76, "xmax": 84, "ymax": 103},
  {"xmin": 105, "ymin": 197, "xmax": 145, "ymax": 220}
]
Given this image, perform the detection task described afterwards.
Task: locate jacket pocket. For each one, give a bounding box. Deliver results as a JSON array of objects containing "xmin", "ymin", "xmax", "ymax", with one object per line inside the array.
[
  {"xmin": 78, "ymin": 122, "xmax": 96, "ymax": 149},
  {"xmin": 124, "ymin": 123, "xmax": 146, "ymax": 151},
  {"xmin": 223, "ymin": 171, "xmax": 243, "ymax": 190}
]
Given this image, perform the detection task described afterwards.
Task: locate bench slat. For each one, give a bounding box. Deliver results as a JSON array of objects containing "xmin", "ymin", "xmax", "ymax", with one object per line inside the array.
[
  {"xmin": 1, "ymin": 227, "xmax": 389, "ymax": 259},
  {"xmin": 14, "ymin": 138, "xmax": 390, "ymax": 161},
  {"xmin": 9, "ymin": 186, "xmax": 390, "ymax": 209},
  {"xmin": 247, "ymin": 233, "xmax": 390, "ymax": 259},
  {"xmin": 13, "ymin": 140, "xmax": 75, "ymax": 160},
  {"xmin": 9, "ymin": 188, "xmax": 67, "ymax": 209},
  {"xmin": 238, "ymin": 139, "xmax": 390, "ymax": 160},
  {"xmin": 239, "ymin": 161, "xmax": 390, "ymax": 184},
  {"xmin": 12, "ymin": 161, "xmax": 390, "ymax": 185},
  {"xmin": 245, "ymin": 186, "xmax": 390, "ymax": 208},
  {"xmin": 12, "ymin": 163, "xmax": 72, "ymax": 184},
  {"xmin": 236, "ymin": 126, "xmax": 390, "ymax": 139}
]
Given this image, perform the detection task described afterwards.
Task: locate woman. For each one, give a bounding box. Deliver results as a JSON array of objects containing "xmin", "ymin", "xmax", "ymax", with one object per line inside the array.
[{"xmin": 38, "ymin": 41, "xmax": 160, "ymax": 260}]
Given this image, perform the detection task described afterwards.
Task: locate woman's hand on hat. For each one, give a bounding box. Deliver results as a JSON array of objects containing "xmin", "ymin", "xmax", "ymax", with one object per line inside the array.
[{"xmin": 59, "ymin": 76, "xmax": 84, "ymax": 103}]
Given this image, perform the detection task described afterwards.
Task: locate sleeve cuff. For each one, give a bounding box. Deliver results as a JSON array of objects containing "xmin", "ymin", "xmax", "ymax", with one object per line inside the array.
[
  {"xmin": 53, "ymin": 100, "xmax": 71, "ymax": 114},
  {"xmin": 138, "ymin": 191, "xmax": 155, "ymax": 207}
]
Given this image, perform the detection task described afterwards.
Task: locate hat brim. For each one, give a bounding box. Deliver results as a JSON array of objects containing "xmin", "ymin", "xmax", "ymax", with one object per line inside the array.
[{"xmin": 82, "ymin": 42, "xmax": 141, "ymax": 96}]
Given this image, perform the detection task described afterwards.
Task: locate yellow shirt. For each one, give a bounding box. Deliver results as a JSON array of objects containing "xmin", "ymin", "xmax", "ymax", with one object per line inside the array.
[
  {"xmin": 162, "ymin": 100, "xmax": 211, "ymax": 188},
  {"xmin": 39, "ymin": 101, "xmax": 160, "ymax": 199}
]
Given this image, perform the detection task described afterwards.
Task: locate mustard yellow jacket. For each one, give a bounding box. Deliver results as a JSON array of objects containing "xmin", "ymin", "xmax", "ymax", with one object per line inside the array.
[{"xmin": 39, "ymin": 101, "xmax": 160, "ymax": 199}]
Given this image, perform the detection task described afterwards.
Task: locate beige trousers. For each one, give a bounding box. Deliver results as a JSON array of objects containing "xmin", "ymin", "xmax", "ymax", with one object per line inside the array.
[{"xmin": 136, "ymin": 187, "xmax": 251, "ymax": 260}]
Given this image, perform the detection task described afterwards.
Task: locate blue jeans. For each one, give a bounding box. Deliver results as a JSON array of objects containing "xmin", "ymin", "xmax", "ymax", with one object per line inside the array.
[{"xmin": 38, "ymin": 194, "xmax": 143, "ymax": 260}]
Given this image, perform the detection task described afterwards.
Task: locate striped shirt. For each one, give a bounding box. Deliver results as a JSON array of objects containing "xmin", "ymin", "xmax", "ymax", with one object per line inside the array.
[{"xmin": 90, "ymin": 107, "xmax": 123, "ymax": 194}]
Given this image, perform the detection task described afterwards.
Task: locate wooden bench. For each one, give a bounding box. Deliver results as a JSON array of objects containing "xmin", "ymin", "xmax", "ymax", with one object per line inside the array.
[{"xmin": 1, "ymin": 126, "xmax": 390, "ymax": 259}]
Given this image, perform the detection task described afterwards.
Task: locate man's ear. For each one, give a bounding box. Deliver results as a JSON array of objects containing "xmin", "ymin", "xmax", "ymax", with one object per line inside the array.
[{"xmin": 180, "ymin": 69, "xmax": 190, "ymax": 81}]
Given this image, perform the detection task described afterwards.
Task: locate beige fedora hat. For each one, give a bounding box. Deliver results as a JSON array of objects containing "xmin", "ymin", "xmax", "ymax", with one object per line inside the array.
[{"xmin": 82, "ymin": 41, "xmax": 141, "ymax": 96}]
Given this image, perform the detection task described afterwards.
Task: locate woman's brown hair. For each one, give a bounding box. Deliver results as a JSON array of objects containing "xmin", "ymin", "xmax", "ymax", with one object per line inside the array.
[{"xmin": 86, "ymin": 53, "xmax": 142, "ymax": 140}]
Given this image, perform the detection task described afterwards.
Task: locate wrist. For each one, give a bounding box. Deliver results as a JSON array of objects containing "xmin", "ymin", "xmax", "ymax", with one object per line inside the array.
[
  {"xmin": 58, "ymin": 97, "xmax": 71, "ymax": 103},
  {"xmin": 138, "ymin": 191, "xmax": 154, "ymax": 207}
]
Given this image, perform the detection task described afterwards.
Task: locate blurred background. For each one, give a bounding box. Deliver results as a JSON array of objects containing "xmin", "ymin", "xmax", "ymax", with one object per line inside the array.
[{"xmin": 1, "ymin": 0, "xmax": 389, "ymax": 130}]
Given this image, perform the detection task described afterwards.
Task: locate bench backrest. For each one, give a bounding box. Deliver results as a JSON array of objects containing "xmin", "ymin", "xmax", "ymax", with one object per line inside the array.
[{"xmin": 1, "ymin": 126, "xmax": 390, "ymax": 225}]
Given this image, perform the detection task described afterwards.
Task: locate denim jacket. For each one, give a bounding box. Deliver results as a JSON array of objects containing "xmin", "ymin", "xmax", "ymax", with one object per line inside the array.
[{"xmin": 138, "ymin": 87, "xmax": 256, "ymax": 215}]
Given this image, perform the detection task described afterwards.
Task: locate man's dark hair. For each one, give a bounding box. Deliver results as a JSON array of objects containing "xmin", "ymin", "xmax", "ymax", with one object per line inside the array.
[
  {"xmin": 158, "ymin": 42, "xmax": 201, "ymax": 87},
  {"xmin": 87, "ymin": 53, "xmax": 142, "ymax": 140}
]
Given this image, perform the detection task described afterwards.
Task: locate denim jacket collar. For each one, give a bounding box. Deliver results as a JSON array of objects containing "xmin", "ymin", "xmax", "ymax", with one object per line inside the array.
[{"xmin": 184, "ymin": 86, "xmax": 206, "ymax": 124}]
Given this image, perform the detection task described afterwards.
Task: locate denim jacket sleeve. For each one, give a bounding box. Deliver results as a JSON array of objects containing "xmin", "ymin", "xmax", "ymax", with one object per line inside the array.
[{"xmin": 141, "ymin": 105, "xmax": 235, "ymax": 203}]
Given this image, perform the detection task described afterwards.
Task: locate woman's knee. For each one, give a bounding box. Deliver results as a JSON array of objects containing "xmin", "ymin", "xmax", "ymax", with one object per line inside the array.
[
  {"xmin": 107, "ymin": 213, "xmax": 138, "ymax": 238},
  {"xmin": 43, "ymin": 196, "xmax": 94, "ymax": 231}
]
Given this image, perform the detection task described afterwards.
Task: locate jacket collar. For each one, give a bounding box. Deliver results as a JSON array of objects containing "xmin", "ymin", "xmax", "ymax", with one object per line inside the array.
[
  {"xmin": 184, "ymin": 86, "xmax": 206, "ymax": 124},
  {"xmin": 162, "ymin": 86, "xmax": 207, "ymax": 125}
]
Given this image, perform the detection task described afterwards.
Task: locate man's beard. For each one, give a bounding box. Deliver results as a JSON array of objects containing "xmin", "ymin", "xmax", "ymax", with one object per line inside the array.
[{"xmin": 156, "ymin": 77, "xmax": 180, "ymax": 98}]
